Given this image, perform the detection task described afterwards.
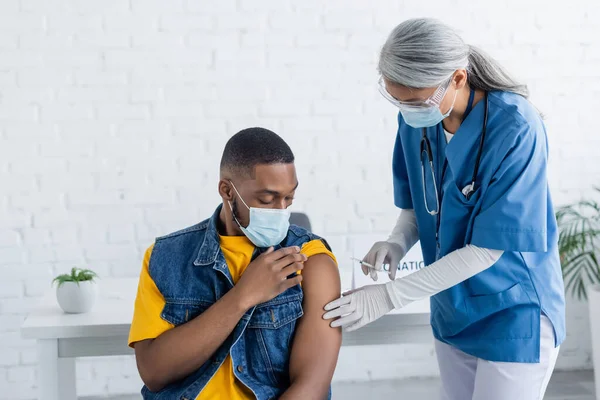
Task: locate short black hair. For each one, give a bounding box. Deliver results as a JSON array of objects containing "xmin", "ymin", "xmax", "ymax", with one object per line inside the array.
[{"xmin": 220, "ymin": 127, "xmax": 295, "ymax": 177}]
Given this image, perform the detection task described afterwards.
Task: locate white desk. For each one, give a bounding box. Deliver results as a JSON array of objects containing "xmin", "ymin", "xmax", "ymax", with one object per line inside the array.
[
  {"xmin": 22, "ymin": 279, "xmax": 431, "ymax": 400},
  {"xmin": 21, "ymin": 279, "xmax": 136, "ymax": 400}
]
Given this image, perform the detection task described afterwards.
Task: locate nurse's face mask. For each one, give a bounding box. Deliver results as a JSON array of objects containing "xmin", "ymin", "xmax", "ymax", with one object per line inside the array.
[
  {"xmin": 227, "ymin": 181, "xmax": 291, "ymax": 248},
  {"xmin": 378, "ymin": 76, "xmax": 458, "ymax": 128}
]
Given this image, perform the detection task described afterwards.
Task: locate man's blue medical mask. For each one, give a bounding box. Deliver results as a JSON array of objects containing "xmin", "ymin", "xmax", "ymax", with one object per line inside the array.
[
  {"xmin": 228, "ymin": 181, "xmax": 290, "ymax": 248},
  {"xmin": 401, "ymin": 89, "xmax": 458, "ymax": 129}
]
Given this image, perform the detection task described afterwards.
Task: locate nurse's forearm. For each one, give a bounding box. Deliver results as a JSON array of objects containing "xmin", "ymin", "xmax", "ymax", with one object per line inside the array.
[
  {"xmin": 388, "ymin": 209, "xmax": 419, "ymax": 253},
  {"xmin": 385, "ymin": 245, "xmax": 503, "ymax": 308}
]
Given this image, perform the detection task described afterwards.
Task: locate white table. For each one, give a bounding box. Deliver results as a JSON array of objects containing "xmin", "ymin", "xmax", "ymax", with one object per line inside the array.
[
  {"xmin": 21, "ymin": 279, "xmax": 137, "ymax": 400},
  {"xmin": 22, "ymin": 279, "xmax": 431, "ymax": 400}
]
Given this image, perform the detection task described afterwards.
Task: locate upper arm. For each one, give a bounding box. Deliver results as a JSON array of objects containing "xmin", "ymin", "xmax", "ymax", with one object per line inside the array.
[
  {"xmin": 129, "ymin": 244, "xmax": 174, "ymax": 348},
  {"xmin": 471, "ymin": 123, "xmax": 548, "ymax": 252},
  {"xmin": 288, "ymin": 253, "xmax": 342, "ymax": 396}
]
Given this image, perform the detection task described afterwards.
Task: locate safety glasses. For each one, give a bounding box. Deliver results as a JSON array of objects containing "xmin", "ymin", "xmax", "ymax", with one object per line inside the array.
[{"xmin": 378, "ymin": 76, "xmax": 452, "ymax": 111}]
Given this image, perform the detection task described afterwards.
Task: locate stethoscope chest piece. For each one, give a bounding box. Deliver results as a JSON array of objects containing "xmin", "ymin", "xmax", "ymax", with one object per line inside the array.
[{"xmin": 461, "ymin": 183, "xmax": 475, "ymax": 200}]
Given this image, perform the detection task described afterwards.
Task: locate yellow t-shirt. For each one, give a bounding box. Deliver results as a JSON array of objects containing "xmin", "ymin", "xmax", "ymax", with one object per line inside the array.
[{"xmin": 129, "ymin": 236, "xmax": 336, "ymax": 400}]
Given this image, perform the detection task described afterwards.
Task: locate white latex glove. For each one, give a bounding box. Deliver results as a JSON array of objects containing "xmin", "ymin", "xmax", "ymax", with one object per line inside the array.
[
  {"xmin": 362, "ymin": 241, "xmax": 406, "ymax": 281},
  {"xmin": 323, "ymin": 284, "xmax": 394, "ymax": 332},
  {"xmin": 362, "ymin": 209, "xmax": 419, "ymax": 281},
  {"xmin": 386, "ymin": 245, "xmax": 503, "ymax": 308},
  {"xmin": 325, "ymin": 245, "xmax": 503, "ymax": 333}
]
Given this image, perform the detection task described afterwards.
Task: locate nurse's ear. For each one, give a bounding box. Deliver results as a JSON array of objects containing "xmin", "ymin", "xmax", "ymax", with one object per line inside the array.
[{"xmin": 452, "ymin": 68, "xmax": 469, "ymax": 90}]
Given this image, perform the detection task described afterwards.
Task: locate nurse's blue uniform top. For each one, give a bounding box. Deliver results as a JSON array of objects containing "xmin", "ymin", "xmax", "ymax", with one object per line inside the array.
[{"xmin": 392, "ymin": 91, "xmax": 565, "ymax": 363}]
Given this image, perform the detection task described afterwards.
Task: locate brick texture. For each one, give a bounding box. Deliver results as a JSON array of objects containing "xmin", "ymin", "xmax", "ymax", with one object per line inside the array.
[{"xmin": 1, "ymin": 0, "xmax": 599, "ymax": 398}]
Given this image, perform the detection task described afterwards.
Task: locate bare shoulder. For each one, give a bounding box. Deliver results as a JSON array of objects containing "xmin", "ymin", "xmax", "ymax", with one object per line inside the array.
[{"xmin": 302, "ymin": 254, "xmax": 340, "ymax": 299}]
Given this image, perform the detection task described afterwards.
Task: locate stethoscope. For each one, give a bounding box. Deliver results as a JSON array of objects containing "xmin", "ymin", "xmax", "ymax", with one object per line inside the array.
[{"xmin": 420, "ymin": 91, "xmax": 489, "ymax": 216}]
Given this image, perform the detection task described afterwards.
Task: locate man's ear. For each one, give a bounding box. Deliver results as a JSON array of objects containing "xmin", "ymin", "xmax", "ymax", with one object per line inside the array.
[{"xmin": 218, "ymin": 179, "xmax": 234, "ymax": 201}]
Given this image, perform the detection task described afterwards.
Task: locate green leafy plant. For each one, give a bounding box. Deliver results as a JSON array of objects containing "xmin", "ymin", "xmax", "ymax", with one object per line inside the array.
[
  {"xmin": 52, "ymin": 268, "xmax": 98, "ymax": 288},
  {"xmin": 556, "ymin": 188, "xmax": 600, "ymax": 300}
]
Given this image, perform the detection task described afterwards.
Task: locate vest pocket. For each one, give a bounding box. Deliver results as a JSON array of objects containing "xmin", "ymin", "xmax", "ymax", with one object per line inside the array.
[
  {"xmin": 247, "ymin": 294, "xmax": 304, "ymax": 329},
  {"xmin": 246, "ymin": 294, "xmax": 304, "ymax": 387},
  {"xmin": 161, "ymin": 301, "xmax": 211, "ymax": 326}
]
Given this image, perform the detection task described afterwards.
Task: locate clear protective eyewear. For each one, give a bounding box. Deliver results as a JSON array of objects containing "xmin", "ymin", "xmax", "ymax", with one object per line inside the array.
[{"xmin": 378, "ymin": 76, "xmax": 452, "ymax": 111}]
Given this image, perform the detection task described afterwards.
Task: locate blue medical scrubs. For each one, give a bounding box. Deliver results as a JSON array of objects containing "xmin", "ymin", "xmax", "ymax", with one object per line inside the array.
[{"xmin": 392, "ymin": 91, "xmax": 566, "ymax": 363}]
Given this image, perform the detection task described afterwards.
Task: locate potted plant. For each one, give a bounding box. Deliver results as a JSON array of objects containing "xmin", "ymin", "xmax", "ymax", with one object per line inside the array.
[
  {"xmin": 556, "ymin": 190, "xmax": 600, "ymax": 399},
  {"xmin": 52, "ymin": 268, "xmax": 99, "ymax": 314}
]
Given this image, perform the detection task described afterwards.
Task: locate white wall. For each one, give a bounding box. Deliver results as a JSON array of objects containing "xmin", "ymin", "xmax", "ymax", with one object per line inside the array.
[{"xmin": 1, "ymin": 0, "xmax": 599, "ymax": 398}]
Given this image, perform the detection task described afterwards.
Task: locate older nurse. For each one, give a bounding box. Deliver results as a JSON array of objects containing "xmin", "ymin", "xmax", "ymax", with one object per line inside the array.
[{"xmin": 323, "ymin": 18, "xmax": 565, "ymax": 400}]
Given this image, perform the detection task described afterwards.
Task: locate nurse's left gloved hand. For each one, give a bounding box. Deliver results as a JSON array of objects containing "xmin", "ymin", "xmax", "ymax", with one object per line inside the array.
[
  {"xmin": 323, "ymin": 284, "xmax": 394, "ymax": 331},
  {"xmin": 362, "ymin": 241, "xmax": 406, "ymax": 281}
]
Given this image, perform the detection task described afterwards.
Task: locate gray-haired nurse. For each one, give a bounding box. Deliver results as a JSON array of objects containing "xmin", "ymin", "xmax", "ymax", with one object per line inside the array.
[{"xmin": 323, "ymin": 18, "xmax": 565, "ymax": 400}]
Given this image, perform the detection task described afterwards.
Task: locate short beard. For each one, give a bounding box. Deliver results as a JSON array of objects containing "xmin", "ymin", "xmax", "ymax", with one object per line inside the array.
[{"xmin": 231, "ymin": 198, "xmax": 245, "ymax": 228}]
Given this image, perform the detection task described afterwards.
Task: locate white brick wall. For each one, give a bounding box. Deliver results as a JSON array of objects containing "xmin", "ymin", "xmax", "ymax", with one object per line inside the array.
[{"xmin": 1, "ymin": 0, "xmax": 599, "ymax": 398}]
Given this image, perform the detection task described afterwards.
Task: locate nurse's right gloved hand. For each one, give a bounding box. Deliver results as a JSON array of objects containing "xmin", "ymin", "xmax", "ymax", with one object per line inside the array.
[{"xmin": 362, "ymin": 241, "xmax": 406, "ymax": 281}]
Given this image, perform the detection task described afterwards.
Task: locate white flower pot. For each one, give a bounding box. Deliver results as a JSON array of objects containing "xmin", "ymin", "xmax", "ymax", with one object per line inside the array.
[
  {"xmin": 589, "ymin": 284, "xmax": 600, "ymax": 400},
  {"xmin": 56, "ymin": 281, "xmax": 98, "ymax": 314}
]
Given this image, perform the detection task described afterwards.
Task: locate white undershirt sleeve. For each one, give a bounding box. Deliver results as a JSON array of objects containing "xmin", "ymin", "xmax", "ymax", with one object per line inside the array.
[
  {"xmin": 385, "ymin": 244, "xmax": 504, "ymax": 309},
  {"xmin": 387, "ymin": 209, "xmax": 419, "ymax": 254}
]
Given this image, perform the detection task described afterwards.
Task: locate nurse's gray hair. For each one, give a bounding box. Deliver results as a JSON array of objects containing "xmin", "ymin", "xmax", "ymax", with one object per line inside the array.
[{"xmin": 378, "ymin": 18, "xmax": 529, "ymax": 98}]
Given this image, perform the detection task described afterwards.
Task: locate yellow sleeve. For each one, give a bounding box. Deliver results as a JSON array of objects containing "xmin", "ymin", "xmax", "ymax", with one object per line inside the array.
[
  {"xmin": 128, "ymin": 244, "xmax": 174, "ymax": 347},
  {"xmin": 300, "ymin": 239, "xmax": 337, "ymax": 264}
]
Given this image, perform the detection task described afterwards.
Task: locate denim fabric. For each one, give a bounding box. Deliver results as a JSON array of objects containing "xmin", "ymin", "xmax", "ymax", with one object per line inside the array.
[{"xmin": 141, "ymin": 205, "xmax": 330, "ymax": 400}]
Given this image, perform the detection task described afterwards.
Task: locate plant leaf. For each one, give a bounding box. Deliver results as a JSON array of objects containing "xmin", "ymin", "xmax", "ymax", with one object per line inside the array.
[
  {"xmin": 53, "ymin": 267, "xmax": 98, "ymax": 287},
  {"xmin": 556, "ymin": 195, "xmax": 600, "ymax": 301}
]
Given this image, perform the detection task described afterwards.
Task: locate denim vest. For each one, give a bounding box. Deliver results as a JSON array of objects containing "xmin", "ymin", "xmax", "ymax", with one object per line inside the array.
[{"xmin": 141, "ymin": 205, "xmax": 330, "ymax": 400}]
